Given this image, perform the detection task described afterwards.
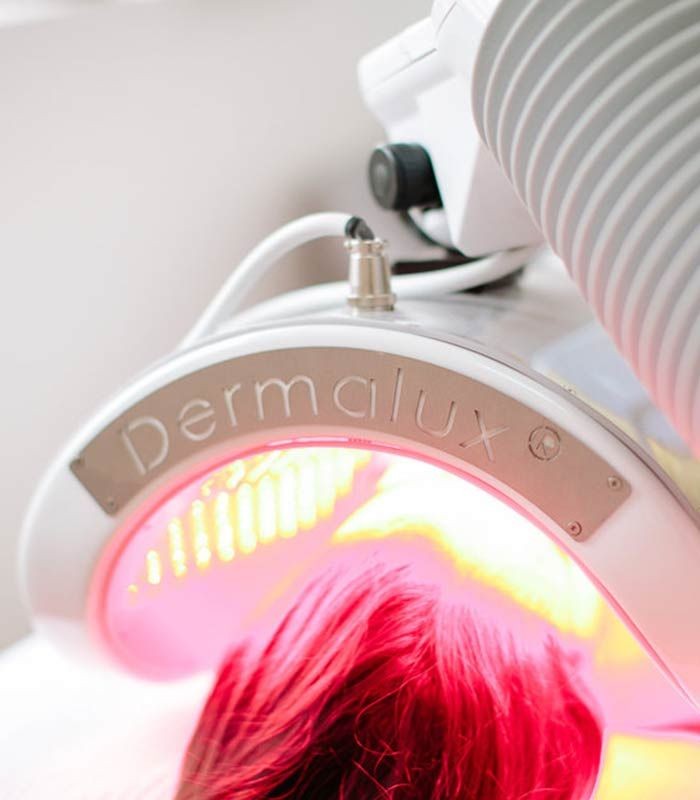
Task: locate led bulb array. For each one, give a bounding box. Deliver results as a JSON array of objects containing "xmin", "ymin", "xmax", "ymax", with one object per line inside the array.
[{"xmin": 135, "ymin": 448, "xmax": 372, "ymax": 594}]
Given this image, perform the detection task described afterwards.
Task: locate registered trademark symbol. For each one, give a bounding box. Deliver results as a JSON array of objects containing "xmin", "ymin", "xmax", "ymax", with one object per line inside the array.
[{"xmin": 528, "ymin": 426, "xmax": 562, "ymax": 461}]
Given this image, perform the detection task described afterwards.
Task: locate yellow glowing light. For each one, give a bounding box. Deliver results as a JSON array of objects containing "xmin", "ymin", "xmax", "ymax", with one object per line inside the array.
[
  {"xmin": 593, "ymin": 606, "xmax": 649, "ymax": 669},
  {"xmin": 136, "ymin": 447, "xmax": 376, "ymax": 594},
  {"xmin": 224, "ymin": 460, "xmax": 246, "ymax": 491},
  {"xmin": 334, "ymin": 463, "xmax": 601, "ymax": 639},
  {"xmin": 316, "ymin": 453, "xmax": 337, "ymax": 517},
  {"xmin": 145, "ymin": 550, "xmax": 162, "ymax": 586},
  {"xmin": 248, "ymin": 452, "xmax": 283, "ymax": 484},
  {"xmin": 596, "ymin": 735, "xmax": 700, "ymax": 799},
  {"xmin": 278, "ymin": 467, "xmax": 299, "ymax": 538},
  {"xmin": 297, "ymin": 460, "xmax": 318, "ymax": 530},
  {"xmin": 214, "ymin": 492, "xmax": 235, "ymax": 562},
  {"xmin": 134, "ymin": 447, "xmax": 609, "ymax": 651},
  {"xmin": 191, "ymin": 500, "xmax": 213, "ymax": 570},
  {"xmin": 334, "ymin": 449, "xmax": 356, "ymax": 497},
  {"xmin": 256, "ymin": 475, "xmax": 277, "ymax": 544},
  {"xmin": 235, "ymin": 482, "xmax": 257, "ymax": 554},
  {"xmin": 167, "ymin": 519, "xmax": 188, "ymax": 578}
]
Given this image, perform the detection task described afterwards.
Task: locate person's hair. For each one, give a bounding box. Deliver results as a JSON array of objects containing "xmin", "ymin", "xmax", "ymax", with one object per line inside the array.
[{"xmin": 176, "ymin": 560, "xmax": 603, "ymax": 800}]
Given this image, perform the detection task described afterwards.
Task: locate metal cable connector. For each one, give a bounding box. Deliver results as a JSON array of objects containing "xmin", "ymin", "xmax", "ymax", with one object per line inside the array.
[{"xmin": 345, "ymin": 236, "xmax": 395, "ymax": 311}]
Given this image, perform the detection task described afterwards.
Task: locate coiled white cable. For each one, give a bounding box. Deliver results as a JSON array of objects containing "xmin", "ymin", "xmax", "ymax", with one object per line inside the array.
[
  {"xmin": 473, "ymin": 0, "xmax": 700, "ymax": 455},
  {"xmin": 182, "ymin": 211, "xmax": 537, "ymax": 347}
]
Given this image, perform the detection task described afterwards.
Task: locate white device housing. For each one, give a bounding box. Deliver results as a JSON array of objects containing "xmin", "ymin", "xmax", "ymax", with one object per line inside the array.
[
  {"xmin": 361, "ymin": 0, "xmax": 700, "ymax": 459},
  {"xmin": 358, "ymin": 6, "xmax": 542, "ymax": 256}
]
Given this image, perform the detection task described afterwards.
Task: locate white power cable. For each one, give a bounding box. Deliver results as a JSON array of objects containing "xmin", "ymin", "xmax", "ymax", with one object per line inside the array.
[
  {"xmin": 181, "ymin": 212, "xmax": 538, "ymax": 347},
  {"xmin": 232, "ymin": 246, "xmax": 540, "ymax": 328},
  {"xmin": 181, "ymin": 212, "xmax": 351, "ymax": 349}
]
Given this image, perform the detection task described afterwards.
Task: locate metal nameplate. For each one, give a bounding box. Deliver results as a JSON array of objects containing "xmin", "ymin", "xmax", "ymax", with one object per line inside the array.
[{"xmin": 71, "ymin": 347, "xmax": 630, "ymax": 539}]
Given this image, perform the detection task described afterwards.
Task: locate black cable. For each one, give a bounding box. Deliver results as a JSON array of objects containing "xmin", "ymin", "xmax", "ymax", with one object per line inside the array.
[
  {"xmin": 398, "ymin": 210, "xmax": 463, "ymax": 255},
  {"xmin": 345, "ymin": 216, "xmax": 375, "ymax": 241}
]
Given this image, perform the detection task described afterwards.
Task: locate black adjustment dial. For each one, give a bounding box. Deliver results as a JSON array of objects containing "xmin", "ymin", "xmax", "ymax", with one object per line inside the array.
[{"xmin": 368, "ymin": 143, "xmax": 442, "ymax": 211}]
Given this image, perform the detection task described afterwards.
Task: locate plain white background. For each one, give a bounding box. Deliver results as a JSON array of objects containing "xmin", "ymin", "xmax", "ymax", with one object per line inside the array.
[{"xmin": 0, "ymin": 0, "xmax": 429, "ymax": 648}]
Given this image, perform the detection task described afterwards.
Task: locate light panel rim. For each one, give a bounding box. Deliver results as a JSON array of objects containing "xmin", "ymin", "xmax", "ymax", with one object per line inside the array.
[{"xmin": 18, "ymin": 317, "xmax": 700, "ymax": 702}]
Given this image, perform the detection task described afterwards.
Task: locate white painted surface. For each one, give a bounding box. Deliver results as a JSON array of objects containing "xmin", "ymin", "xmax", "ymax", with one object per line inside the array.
[{"xmin": 0, "ymin": 634, "xmax": 209, "ymax": 798}]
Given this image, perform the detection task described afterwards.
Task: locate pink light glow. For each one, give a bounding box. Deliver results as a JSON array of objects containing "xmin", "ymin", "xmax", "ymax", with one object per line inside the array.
[
  {"xmin": 92, "ymin": 447, "xmax": 384, "ymax": 679},
  {"xmin": 88, "ymin": 440, "xmax": 699, "ymax": 737}
]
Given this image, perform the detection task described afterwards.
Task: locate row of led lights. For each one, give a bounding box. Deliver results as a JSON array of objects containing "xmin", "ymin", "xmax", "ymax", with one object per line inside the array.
[{"xmin": 131, "ymin": 449, "xmax": 372, "ymax": 594}]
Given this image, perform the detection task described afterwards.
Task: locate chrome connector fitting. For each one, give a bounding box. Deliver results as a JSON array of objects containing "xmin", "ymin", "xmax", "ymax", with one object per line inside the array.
[{"xmin": 345, "ymin": 237, "xmax": 395, "ymax": 311}]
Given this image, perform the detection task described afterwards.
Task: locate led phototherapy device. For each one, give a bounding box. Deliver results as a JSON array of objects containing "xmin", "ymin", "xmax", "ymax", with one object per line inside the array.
[{"xmin": 19, "ymin": 0, "xmax": 700, "ymax": 732}]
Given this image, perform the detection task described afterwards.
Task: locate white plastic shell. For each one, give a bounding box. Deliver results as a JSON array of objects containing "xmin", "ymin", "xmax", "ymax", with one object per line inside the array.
[
  {"xmin": 472, "ymin": 0, "xmax": 700, "ymax": 456},
  {"xmin": 358, "ymin": 12, "xmax": 541, "ymax": 256}
]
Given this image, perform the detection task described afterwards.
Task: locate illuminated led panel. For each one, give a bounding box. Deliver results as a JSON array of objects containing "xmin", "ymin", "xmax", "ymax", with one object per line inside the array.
[
  {"xmin": 97, "ymin": 447, "xmax": 378, "ymax": 678},
  {"xmin": 334, "ymin": 458, "xmax": 602, "ymax": 639},
  {"xmin": 127, "ymin": 449, "xmax": 372, "ymax": 591},
  {"xmin": 96, "ymin": 442, "xmax": 692, "ymax": 740},
  {"xmin": 331, "ymin": 457, "xmax": 694, "ymax": 731}
]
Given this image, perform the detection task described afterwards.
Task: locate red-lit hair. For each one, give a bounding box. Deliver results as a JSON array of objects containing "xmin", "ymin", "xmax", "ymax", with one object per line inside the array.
[{"xmin": 177, "ymin": 559, "xmax": 603, "ymax": 799}]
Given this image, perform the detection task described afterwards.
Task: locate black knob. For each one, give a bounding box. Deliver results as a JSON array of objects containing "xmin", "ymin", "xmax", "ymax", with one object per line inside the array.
[{"xmin": 368, "ymin": 144, "xmax": 442, "ymax": 211}]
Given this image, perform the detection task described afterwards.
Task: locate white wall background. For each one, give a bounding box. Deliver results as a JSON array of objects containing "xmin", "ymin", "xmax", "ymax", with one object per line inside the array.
[{"xmin": 0, "ymin": 0, "xmax": 429, "ymax": 648}]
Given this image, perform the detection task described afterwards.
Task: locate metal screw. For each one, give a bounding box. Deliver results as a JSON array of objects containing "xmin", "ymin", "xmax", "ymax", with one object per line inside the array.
[
  {"xmin": 105, "ymin": 497, "xmax": 117, "ymax": 512},
  {"xmin": 607, "ymin": 476, "xmax": 623, "ymax": 491},
  {"xmin": 567, "ymin": 521, "xmax": 583, "ymax": 538}
]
